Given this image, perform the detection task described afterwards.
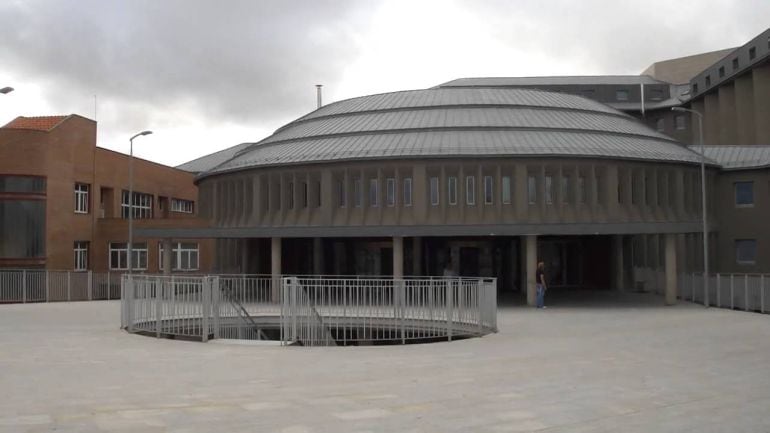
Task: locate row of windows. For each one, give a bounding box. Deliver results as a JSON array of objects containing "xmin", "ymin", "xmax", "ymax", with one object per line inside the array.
[
  {"xmin": 655, "ymin": 115, "xmax": 687, "ymax": 132},
  {"xmin": 696, "ymin": 36, "xmax": 769, "ymax": 93},
  {"xmin": 73, "ymin": 183, "xmax": 194, "ymax": 217},
  {"xmin": 102, "ymin": 242, "xmax": 200, "ymax": 271}
]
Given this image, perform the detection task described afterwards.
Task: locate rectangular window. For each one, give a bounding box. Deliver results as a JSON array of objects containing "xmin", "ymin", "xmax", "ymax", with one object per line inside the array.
[
  {"xmin": 109, "ymin": 242, "xmax": 147, "ymax": 270},
  {"xmin": 448, "ymin": 176, "xmax": 457, "ymax": 205},
  {"xmin": 732, "ymin": 57, "xmax": 739, "ymax": 70},
  {"xmin": 386, "ymin": 178, "xmax": 396, "ymax": 207},
  {"xmin": 527, "ymin": 175, "xmax": 537, "ymax": 204},
  {"xmin": 749, "ymin": 46, "xmax": 756, "ymax": 60},
  {"xmin": 561, "ymin": 175, "xmax": 570, "ymax": 204},
  {"xmin": 314, "ymin": 181, "xmax": 321, "ymax": 208},
  {"xmin": 430, "ymin": 177, "xmax": 439, "ymax": 206},
  {"xmin": 705, "ymin": 75, "xmax": 711, "ymax": 87},
  {"xmin": 170, "ymin": 198, "xmax": 194, "ymax": 213},
  {"xmin": 74, "ymin": 183, "xmax": 89, "ymax": 214},
  {"xmin": 615, "ymin": 89, "xmax": 629, "ymax": 101},
  {"xmin": 674, "ymin": 115, "xmax": 686, "ymax": 130},
  {"xmin": 0, "ymin": 175, "xmax": 46, "ymax": 193},
  {"xmin": 287, "ymin": 182, "xmax": 294, "ymax": 209},
  {"xmin": 74, "ymin": 241, "xmax": 88, "ymax": 271},
  {"xmin": 0, "ymin": 200, "xmax": 46, "ymax": 258},
  {"xmin": 466, "ymin": 176, "xmax": 476, "ymax": 205},
  {"xmin": 735, "ymin": 239, "xmax": 757, "ymax": 265},
  {"xmin": 121, "ymin": 191, "xmax": 153, "ymax": 219},
  {"xmin": 578, "ymin": 176, "xmax": 586, "ymax": 204},
  {"xmin": 692, "ymin": 83, "xmax": 699, "ymax": 94},
  {"xmin": 656, "ymin": 118, "xmax": 665, "ymax": 132},
  {"xmin": 649, "ymin": 88, "xmax": 664, "ymax": 101},
  {"xmin": 501, "ymin": 176, "xmax": 511, "ymax": 204},
  {"xmin": 336, "ymin": 180, "xmax": 346, "ymax": 208},
  {"xmin": 353, "ymin": 178, "xmax": 362, "ymax": 208},
  {"xmin": 718, "ymin": 66, "xmax": 725, "ymax": 78},
  {"xmin": 369, "ymin": 179, "xmax": 378, "ymax": 207},
  {"xmin": 403, "ymin": 177, "xmax": 412, "ymax": 207},
  {"xmin": 545, "ymin": 175, "xmax": 553, "ymax": 205},
  {"xmin": 300, "ymin": 182, "xmax": 308, "ymax": 208},
  {"xmin": 735, "ymin": 181, "xmax": 754, "ymax": 206},
  {"xmin": 483, "ymin": 176, "xmax": 493, "ymax": 205},
  {"xmin": 159, "ymin": 242, "xmax": 200, "ymax": 271}
]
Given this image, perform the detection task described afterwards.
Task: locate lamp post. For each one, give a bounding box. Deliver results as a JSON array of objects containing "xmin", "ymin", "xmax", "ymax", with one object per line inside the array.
[
  {"xmin": 672, "ymin": 106, "xmax": 708, "ymax": 306},
  {"xmin": 0, "ymin": 87, "xmax": 13, "ymax": 94},
  {"xmin": 127, "ymin": 130, "xmax": 153, "ymax": 275}
]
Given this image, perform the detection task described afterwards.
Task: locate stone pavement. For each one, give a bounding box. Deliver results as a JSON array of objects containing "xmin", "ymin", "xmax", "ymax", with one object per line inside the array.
[{"xmin": 1, "ymin": 292, "xmax": 769, "ymax": 432}]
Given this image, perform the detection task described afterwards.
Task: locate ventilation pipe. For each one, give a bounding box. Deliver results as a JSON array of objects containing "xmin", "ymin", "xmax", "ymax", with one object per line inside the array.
[{"xmin": 316, "ymin": 84, "xmax": 323, "ymax": 109}]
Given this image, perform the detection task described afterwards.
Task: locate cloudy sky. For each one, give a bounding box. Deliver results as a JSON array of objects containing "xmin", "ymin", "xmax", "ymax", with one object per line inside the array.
[{"xmin": 1, "ymin": 0, "xmax": 768, "ymax": 167}]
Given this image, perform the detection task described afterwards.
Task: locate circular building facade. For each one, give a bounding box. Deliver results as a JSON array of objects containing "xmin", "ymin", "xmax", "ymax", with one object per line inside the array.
[{"xmin": 192, "ymin": 87, "xmax": 712, "ymax": 303}]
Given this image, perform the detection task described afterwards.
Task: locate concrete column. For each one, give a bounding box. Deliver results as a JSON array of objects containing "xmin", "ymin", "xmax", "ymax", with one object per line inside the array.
[
  {"xmin": 271, "ymin": 237, "xmax": 282, "ymax": 301},
  {"xmin": 162, "ymin": 238, "xmax": 173, "ymax": 276},
  {"xmin": 664, "ymin": 233, "xmax": 677, "ymax": 305},
  {"xmin": 612, "ymin": 235, "xmax": 624, "ymax": 291},
  {"xmin": 753, "ymin": 63, "xmax": 770, "ymax": 145},
  {"xmin": 412, "ymin": 237, "xmax": 422, "ymax": 276},
  {"xmin": 525, "ymin": 235, "xmax": 537, "ymax": 306},
  {"xmin": 718, "ymin": 83, "xmax": 738, "ymax": 146},
  {"xmin": 393, "ymin": 236, "xmax": 404, "ymax": 279},
  {"xmin": 510, "ymin": 238, "xmax": 519, "ymax": 292},
  {"xmin": 313, "ymin": 237, "xmax": 323, "ymax": 275},
  {"xmin": 519, "ymin": 237, "xmax": 527, "ymax": 295},
  {"xmin": 703, "ymin": 93, "xmax": 720, "ymax": 146},
  {"xmin": 735, "ymin": 73, "xmax": 756, "ymax": 145}
]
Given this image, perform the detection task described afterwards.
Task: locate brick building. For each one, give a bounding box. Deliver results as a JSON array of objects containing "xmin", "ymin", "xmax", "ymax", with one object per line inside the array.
[{"xmin": 0, "ymin": 114, "xmax": 213, "ymax": 273}]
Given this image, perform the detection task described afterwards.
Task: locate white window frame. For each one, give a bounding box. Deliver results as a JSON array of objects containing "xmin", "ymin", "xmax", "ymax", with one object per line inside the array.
[
  {"xmin": 74, "ymin": 183, "xmax": 89, "ymax": 214},
  {"xmin": 353, "ymin": 178, "xmax": 362, "ymax": 208},
  {"xmin": 74, "ymin": 241, "xmax": 88, "ymax": 271},
  {"xmin": 337, "ymin": 180, "xmax": 346, "ymax": 208},
  {"xmin": 527, "ymin": 175, "xmax": 537, "ymax": 204},
  {"xmin": 170, "ymin": 198, "xmax": 194, "ymax": 213},
  {"xmin": 448, "ymin": 177, "xmax": 457, "ymax": 205},
  {"xmin": 109, "ymin": 242, "xmax": 147, "ymax": 270},
  {"xmin": 430, "ymin": 177, "xmax": 439, "ymax": 206},
  {"xmin": 501, "ymin": 176, "xmax": 511, "ymax": 205},
  {"xmin": 159, "ymin": 242, "xmax": 200, "ymax": 271},
  {"xmin": 403, "ymin": 177, "xmax": 412, "ymax": 207},
  {"xmin": 369, "ymin": 178, "xmax": 379, "ymax": 207},
  {"xmin": 386, "ymin": 178, "xmax": 396, "ymax": 207},
  {"xmin": 466, "ymin": 176, "xmax": 476, "ymax": 206},
  {"xmin": 121, "ymin": 191, "xmax": 153, "ymax": 219},
  {"xmin": 561, "ymin": 175, "xmax": 570, "ymax": 204},
  {"xmin": 483, "ymin": 176, "xmax": 493, "ymax": 205},
  {"xmin": 545, "ymin": 175, "xmax": 553, "ymax": 205}
]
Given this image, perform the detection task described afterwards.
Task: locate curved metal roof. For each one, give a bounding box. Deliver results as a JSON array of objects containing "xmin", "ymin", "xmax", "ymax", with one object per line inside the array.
[{"xmin": 200, "ymin": 87, "xmax": 705, "ymax": 178}]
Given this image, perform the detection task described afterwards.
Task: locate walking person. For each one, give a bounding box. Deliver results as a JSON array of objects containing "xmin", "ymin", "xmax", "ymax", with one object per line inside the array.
[{"xmin": 536, "ymin": 261, "xmax": 547, "ymax": 308}]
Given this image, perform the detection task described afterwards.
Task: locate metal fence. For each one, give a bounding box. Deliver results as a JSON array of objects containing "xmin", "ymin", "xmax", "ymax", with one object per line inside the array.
[
  {"xmin": 0, "ymin": 270, "xmax": 123, "ymax": 303},
  {"xmin": 679, "ymin": 272, "xmax": 768, "ymax": 313},
  {"xmin": 122, "ymin": 275, "xmax": 498, "ymax": 346}
]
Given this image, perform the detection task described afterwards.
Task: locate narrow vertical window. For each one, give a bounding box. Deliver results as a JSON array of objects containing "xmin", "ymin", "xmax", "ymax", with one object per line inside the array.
[
  {"xmin": 74, "ymin": 241, "xmax": 88, "ymax": 271},
  {"xmin": 466, "ymin": 176, "xmax": 476, "ymax": 205},
  {"xmin": 353, "ymin": 178, "xmax": 362, "ymax": 208},
  {"xmin": 430, "ymin": 177, "xmax": 439, "ymax": 206},
  {"xmin": 561, "ymin": 175, "xmax": 570, "ymax": 204},
  {"xmin": 386, "ymin": 178, "xmax": 396, "ymax": 207},
  {"xmin": 501, "ymin": 176, "xmax": 511, "ymax": 204},
  {"xmin": 578, "ymin": 176, "xmax": 586, "ymax": 204},
  {"xmin": 74, "ymin": 183, "xmax": 89, "ymax": 214},
  {"xmin": 527, "ymin": 175, "xmax": 537, "ymax": 204},
  {"xmin": 287, "ymin": 181, "xmax": 295, "ymax": 209},
  {"xmin": 545, "ymin": 175, "xmax": 553, "ymax": 205},
  {"xmin": 448, "ymin": 176, "xmax": 457, "ymax": 205},
  {"xmin": 301, "ymin": 182, "xmax": 308, "ymax": 208},
  {"xmin": 403, "ymin": 177, "xmax": 412, "ymax": 207},
  {"xmin": 484, "ymin": 176, "xmax": 493, "ymax": 205},
  {"xmin": 369, "ymin": 179, "xmax": 378, "ymax": 207},
  {"xmin": 337, "ymin": 180, "xmax": 346, "ymax": 208}
]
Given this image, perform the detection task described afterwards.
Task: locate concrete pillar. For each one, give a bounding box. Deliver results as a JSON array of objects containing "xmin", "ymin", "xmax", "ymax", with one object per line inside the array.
[
  {"xmin": 703, "ymin": 93, "xmax": 720, "ymax": 146},
  {"xmin": 313, "ymin": 237, "xmax": 323, "ymax": 275},
  {"xmin": 718, "ymin": 83, "xmax": 737, "ymax": 146},
  {"xmin": 510, "ymin": 238, "xmax": 519, "ymax": 292},
  {"xmin": 393, "ymin": 236, "xmax": 404, "ymax": 279},
  {"xmin": 753, "ymin": 63, "xmax": 770, "ymax": 145},
  {"xmin": 162, "ymin": 238, "xmax": 173, "ymax": 276},
  {"xmin": 664, "ymin": 233, "xmax": 677, "ymax": 305},
  {"xmin": 412, "ymin": 237, "xmax": 422, "ymax": 276},
  {"xmin": 519, "ymin": 237, "xmax": 527, "ymax": 295},
  {"xmin": 271, "ymin": 237, "xmax": 282, "ymax": 301},
  {"xmin": 612, "ymin": 235, "xmax": 624, "ymax": 291},
  {"xmin": 735, "ymin": 73, "xmax": 756, "ymax": 145},
  {"xmin": 525, "ymin": 235, "xmax": 537, "ymax": 306}
]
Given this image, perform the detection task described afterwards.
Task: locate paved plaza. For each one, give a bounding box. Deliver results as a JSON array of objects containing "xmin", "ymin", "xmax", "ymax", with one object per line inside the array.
[{"xmin": 1, "ymin": 292, "xmax": 769, "ymax": 432}]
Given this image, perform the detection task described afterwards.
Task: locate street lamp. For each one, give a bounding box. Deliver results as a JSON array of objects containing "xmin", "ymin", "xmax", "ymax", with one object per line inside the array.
[
  {"xmin": 672, "ymin": 106, "xmax": 709, "ymax": 306},
  {"xmin": 0, "ymin": 87, "xmax": 13, "ymax": 94},
  {"xmin": 127, "ymin": 130, "xmax": 153, "ymax": 276}
]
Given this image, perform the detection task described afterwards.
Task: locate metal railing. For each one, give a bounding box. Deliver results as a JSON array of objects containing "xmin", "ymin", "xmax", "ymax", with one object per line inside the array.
[
  {"xmin": 122, "ymin": 275, "xmax": 498, "ymax": 346},
  {"xmin": 0, "ymin": 269, "xmax": 123, "ymax": 303},
  {"xmin": 679, "ymin": 272, "xmax": 768, "ymax": 314}
]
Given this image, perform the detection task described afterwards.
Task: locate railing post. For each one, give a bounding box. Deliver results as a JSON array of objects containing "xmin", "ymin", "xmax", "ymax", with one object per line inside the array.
[
  {"xmin": 155, "ymin": 279, "xmax": 162, "ymax": 338},
  {"xmin": 761, "ymin": 275, "xmax": 766, "ymax": 314},
  {"xmin": 744, "ymin": 274, "xmax": 749, "ymax": 312},
  {"xmin": 477, "ymin": 280, "xmax": 483, "ymax": 336},
  {"xmin": 212, "ymin": 277, "xmax": 220, "ymax": 339},
  {"xmin": 342, "ymin": 279, "xmax": 347, "ymax": 346},
  {"xmin": 67, "ymin": 271, "xmax": 71, "ymax": 302},
  {"xmin": 446, "ymin": 279, "xmax": 453, "ymax": 342},
  {"xmin": 126, "ymin": 275, "xmax": 134, "ymax": 332},
  {"xmin": 107, "ymin": 272, "xmax": 111, "ymax": 300},
  {"xmin": 716, "ymin": 274, "xmax": 721, "ymax": 308},
  {"xmin": 730, "ymin": 274, "xmax": 735, "ymax": 310},
  {"xmin": 22, "ymin": 270, "xmax": 26, "ymax": 303},
  {"xmin": 201, "ymin": 278, "xmax": 210, "ymax": 342},
  {"xmin": 45, "ymin": 270, "xmax": 49, "ymax": 303},
  {"xmin": 87, "ymin": 271, "xmax": 93, "ymax": 301}
]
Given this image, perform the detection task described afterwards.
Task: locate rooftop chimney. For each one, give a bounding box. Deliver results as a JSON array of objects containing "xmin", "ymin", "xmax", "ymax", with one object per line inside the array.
[{"xmin": 316, "ymin": 84, "xmax": 323, "ymax": 109}]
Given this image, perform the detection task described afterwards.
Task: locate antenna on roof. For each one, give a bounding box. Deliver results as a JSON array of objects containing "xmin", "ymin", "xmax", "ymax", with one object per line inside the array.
[{"xmin": 316, "ymin": 84, "xmax": 323, "ymax": 109}]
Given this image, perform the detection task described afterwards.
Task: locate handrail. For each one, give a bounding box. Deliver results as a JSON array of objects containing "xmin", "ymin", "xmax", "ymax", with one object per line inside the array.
[{"xmin": 220, "ymin": 281, "xmax": 269, "ymax": 340}]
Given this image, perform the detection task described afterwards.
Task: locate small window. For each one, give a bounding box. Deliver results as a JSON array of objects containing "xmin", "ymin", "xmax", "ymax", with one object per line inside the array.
[
  {"xmin": 386, "ymin": 178, "xmax": 396, "ymax": 207},
  {"xmin": 430, "ymin": 177, "xmax": 439, "ymax": 206},
  {"xmin": 287, "ymin": 182, "xmax": 295, "ymax": 209},
  {"xmin": 615, "ymin": 89, "xmax": 629, "ymax": 101},
  {"xmin": 483, "ymin": 176, "xmax": 493, "ymax": 205},
  {"xmin": 501, "ymin": 176, "xmax": 511, "ymax": 205},
  {"xmin": 448, "ymin": 176, "xmax": 457, "ymax": 205},
  {"xmin": 336, "ymin": 180, "xmax": 346, "ymax": 208},
  {"xmin": 300, "ymin": 182, "xmax": 308, "ymax": 208},
  {"xmin": 649, "ymin": 88, "xmax": 664, "ymax": 101},
  {"xmin": 718, "ymin": 66, "xmax": 725, "ymax": 78},
  {"xmin": 74, "ymin": 241, "xmax": 88, "ymax": 271},
  {"xmin": 527, "ymin": 175, "xmax": 537, "ymax": 204},
  {"xmin": 656, "ymin": 118, "xmax": 665, "ymax": 132},
  {"xmin": 369, "ymin": 179, "xmax": 378, "ymax": 207},
  {"xmin": 466, "ymin": 176, "xmax": 476, "ymax": 205},
  {"xmin": 749, "ymin": 47, "xmax": 756, "ymax": 60},
  {"xmin": 561, "ymin": 175, "xmax": 570, "ymax": 204},
  {"xmin": 121, "ymin": 191, "xmax": 153, "ymax": 219},
  {"xmin": 581, "ymin": 89, "xmax": 595, "ymax": 98},
  {"xmin": 692, "ymin": 83, "xmax": 699, "ymax": 94},
  {"xmin": 735, "ymin": 239, "xmax": 757, "ymax": 265},
  {"xmin": 732, "ymin": 58, "xmax": 739, "ymax": 70},
  {"xmin": 577, "ymin": 176, "xmax": 586, "ymax": 204},
  {"xmin": 545, "ymin": 175, "xmax": 553, "ymax": 205},
  {"xmin": 170, "ymin": 198, "xmax": 194, "ymax": 213},
  {"xmin": 705, "ymin": 75, "xmax": 711, "ymax": 87},
  {"xmin": 675, "ymin": 115, "xmax": 686, "ymax": 130},
  {"xmin": 735, "ymin": 181, "xmax": 754, "ymax": 206},
  {"xmin": 353, "ymin": 178, "xmax": 362, "ymax": 208},
  {"xmin": 74, "ymin": 183, "xmax": 89, "ymax": 214},
  {"xmin": 403, "ymin": 178, "xmax": 412, "ymax": 207}
]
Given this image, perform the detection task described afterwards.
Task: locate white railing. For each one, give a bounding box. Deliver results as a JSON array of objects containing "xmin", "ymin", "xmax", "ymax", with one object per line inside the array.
[
  {"xmin": 0, "ymin": 269, "xmax": 123, "ymax": 303},
  {"xmin": 122, "ymin": 275, "xmax": 498, "ymax": 346},
  {"xmin": 679, "ymin": 272, "xmax": 768, "ymax": 313}
]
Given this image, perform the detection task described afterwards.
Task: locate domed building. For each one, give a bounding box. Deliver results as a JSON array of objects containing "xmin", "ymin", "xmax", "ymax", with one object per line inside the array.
[{"xmin": 156, "ymin": 85, "xmax": 715, "ymax": 305}]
